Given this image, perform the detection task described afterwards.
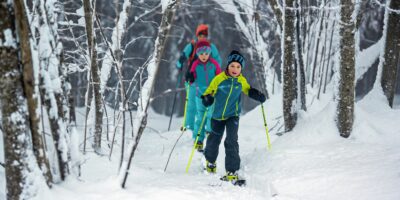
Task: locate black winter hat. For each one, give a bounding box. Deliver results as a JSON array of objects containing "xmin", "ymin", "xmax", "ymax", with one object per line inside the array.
[{"xmin": 227, "ymin": 50, "xmax": 245, "ymax": 68}]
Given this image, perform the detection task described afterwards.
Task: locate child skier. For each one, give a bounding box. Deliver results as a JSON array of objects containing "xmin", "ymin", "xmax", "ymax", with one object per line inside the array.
[
  {"xmin": 186, "ymin": 39, "xmax": 222, "ymax": 152},
  {"xmin": 201, "ymin": 50, "xmax": 266, "ymax": 182},
  {"xmin": 176, "ymin": 24, "xmax": 221, "ymax": 132}
]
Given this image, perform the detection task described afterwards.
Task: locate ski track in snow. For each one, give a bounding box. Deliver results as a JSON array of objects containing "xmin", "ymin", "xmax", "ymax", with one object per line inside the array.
[{"xmin": 1, "ymin": 89, "xmax": 400, "ymax": 200}]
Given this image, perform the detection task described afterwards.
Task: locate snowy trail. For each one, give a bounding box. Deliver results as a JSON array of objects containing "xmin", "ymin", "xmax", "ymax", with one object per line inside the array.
[{"xmin": 27, "ymin": 90, "xmax": 400, "ymax": 200}]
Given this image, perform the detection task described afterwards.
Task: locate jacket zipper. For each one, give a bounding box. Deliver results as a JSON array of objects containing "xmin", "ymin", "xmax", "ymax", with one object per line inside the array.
[{"xmin": 221, "ymin": 78, "xmax": 234, "ymax": 120}]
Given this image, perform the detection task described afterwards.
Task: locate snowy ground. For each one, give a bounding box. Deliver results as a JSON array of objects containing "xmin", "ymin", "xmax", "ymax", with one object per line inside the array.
[{"xmin": 1, "ymin": 88, "xmax": 400, "ymax": 200}]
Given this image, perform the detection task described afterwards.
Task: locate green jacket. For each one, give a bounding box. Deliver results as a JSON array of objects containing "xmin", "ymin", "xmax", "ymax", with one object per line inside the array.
[{"xmin": 203, "ymin": 71, "xmax": 251, "ymax": 120}]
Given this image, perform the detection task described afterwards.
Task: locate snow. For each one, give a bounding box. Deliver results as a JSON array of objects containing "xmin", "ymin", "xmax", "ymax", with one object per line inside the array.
[
  {"xmin": 1, "ymin": 29, "xmax": 17, "ymax": 48},
  {"xmin": 355, "ymin": 38, "xmax": 383, "ymax": 81},
  {"xmin": 1, "ymin": 85, "xmax": 397, "ymax": 200},
  {"xmin": 1, "ymin": 1, "xmax": 400, "ymax": 199},
  {"xmin": 161, "ymin": 0, "xmax": 171, "ymax": 13}
]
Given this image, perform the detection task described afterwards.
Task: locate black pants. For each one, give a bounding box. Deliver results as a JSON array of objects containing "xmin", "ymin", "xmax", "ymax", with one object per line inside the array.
[{"xmin": 204, "ymin": 116, "xmax": 240, "ymax": 173}]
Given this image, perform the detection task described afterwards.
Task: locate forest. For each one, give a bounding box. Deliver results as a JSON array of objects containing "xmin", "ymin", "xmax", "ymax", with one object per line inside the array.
[{"xmin": 0, "ymin": 0, "xmax": 399, "ymax": 199}]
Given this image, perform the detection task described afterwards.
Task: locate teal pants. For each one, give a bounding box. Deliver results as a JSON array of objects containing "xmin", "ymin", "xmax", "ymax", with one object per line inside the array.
[
  {"xmin": 193, "ymin": 96, "xmax": 213, "ymax": 142},
  {"xmin": 184, "ymin": 82, "xmax": 196, "ymax": 130}
]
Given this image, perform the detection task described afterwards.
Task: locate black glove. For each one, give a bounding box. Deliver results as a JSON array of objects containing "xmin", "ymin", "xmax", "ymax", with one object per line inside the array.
[
  {"xmin": 185, "ymin": 71, "xmax": 195, "ymax": 83},
  {"xmin": 248, "ymin": 88, "xmax": 266, "ymax": 103},
  {"xmin": 201, "ymin": 94, "xmax": 214, "ymax": 107}
]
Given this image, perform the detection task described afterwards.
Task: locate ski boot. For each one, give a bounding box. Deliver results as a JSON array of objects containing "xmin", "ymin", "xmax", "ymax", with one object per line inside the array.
[
  {"xmin": 220, "ymin": 171, "xmax": 246, "ymax": 186},
  {"xmin": 195, "ymin": 141, "xmax": 204, "ymax": 152},
  {"xmin": 221, "ymin": 171, "xmax": 238, "ymax": 181},
  {"xmin": 205, "ymin": 161, "xmax": 217, "ymax": 173}
]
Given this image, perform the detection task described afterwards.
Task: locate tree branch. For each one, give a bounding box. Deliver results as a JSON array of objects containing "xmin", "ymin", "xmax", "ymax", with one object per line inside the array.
[{"xmin": 266, "ymin": 0, "xmax": 283, "ymax": 30}]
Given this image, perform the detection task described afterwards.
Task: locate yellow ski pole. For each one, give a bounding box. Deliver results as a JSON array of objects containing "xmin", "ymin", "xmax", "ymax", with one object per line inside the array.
[
  {"xmin": 186, "ymin": 108, "xmax": 208, "ymax": 173},
  {"xmin": 261, "ymin": 104, "xmax": 272, "ymax": 150}
]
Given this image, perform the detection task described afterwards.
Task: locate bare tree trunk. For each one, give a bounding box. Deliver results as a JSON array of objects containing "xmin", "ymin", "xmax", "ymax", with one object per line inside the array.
[
  {"xmin": 317, "ymin": 10, "xmax": 331, "ymax": 99},
  {"xmin": 83, "ymin": 80, "xmax": 93, "ymax": 153},
  {"xmin": 83, "ymin": 0, "xmax": 103, "ymax": 153},
  {"xmin": 311, "ymin": 0, "xmax": 326, "ymax": 88},
  {"xmin": 296, "ymin": 0, "xmax": 306, "ymax": 111},
  {"xmin": 324, "ymin": 20, "xmax": 336, "ymax": 93},
  {"xmin": 39, "ymin": 76, "xmax": 70, "ymax": 181},
  {"xmin": 266, "ymin": 0, "xmax": 283, "ymax": 28},
  {"xmin": 16, "ymin": 0, "xmax": 53, "ymax": 187},
  {"xmin": 121, "ymin": 0, "xmax": 180, "ymax": 188},
  {"xmin": 0, "ymin": 1, "xmax": 40, "ymax": 198},
  {"xmin": 337, "ymin": 0, "xmax": 355, "ymax": 138},
  {"xmin": 0, "ymin": 47, "xmax": 35, "ymax": 200},
  {"xmin": 381, "ymin": 0, "xmax": 400, "ymax": 108},
  {"xmin": 283, "ymin": 0, "xmax": 298, "ymax": 132}
]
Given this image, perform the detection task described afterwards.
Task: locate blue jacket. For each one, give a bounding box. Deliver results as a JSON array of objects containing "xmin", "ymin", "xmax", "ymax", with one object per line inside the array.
[
  {"xmin": 203, "ymin": 71, "xmax": 251, "ymax": 120},
  {"xmin": 176, "ymin": 40, "xmax": 222, "ymax": 69},
  {"xmin": 190, "ymin": 58, "xmax": 221, "ymax": 96}
]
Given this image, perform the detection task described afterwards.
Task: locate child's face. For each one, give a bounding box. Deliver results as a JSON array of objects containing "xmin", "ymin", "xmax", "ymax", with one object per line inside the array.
[
  {"xmin": 227, "ymin": 62, "xmax": 242, "ymax": 77},
  {"xmin": 197, "ymin": 34, "xmax": 207, "ymax": 40},
  {"xmin": 198, "ymin": 52, "xmax": 210, "ymax": 62}
]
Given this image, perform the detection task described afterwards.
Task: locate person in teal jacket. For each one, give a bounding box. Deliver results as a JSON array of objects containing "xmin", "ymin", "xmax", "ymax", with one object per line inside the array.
[
  {"xmin": 201, "ymin": 50, "xmax": 266, "ymax": 181},
  {"xmin": 176, "ymin": 24, "xmax": 221, "ymax": 131},
  {"xmin": 185, "ymin": 39, "xmax": 222, "ymax": 151}
]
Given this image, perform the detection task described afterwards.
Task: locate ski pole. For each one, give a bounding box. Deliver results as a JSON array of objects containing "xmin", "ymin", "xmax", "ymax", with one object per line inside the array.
[
  {"xmin": 164, "ymin": 84, "xmax": 190, "ymax": 172},
  {"xmin": 167, "ymin": 71, "xmax": 183, "ymax": 131},
  {"xmin": 261, "ymin": 104, "xmax": 272, "ymax": 150},
  {"xmin": 164, "ymin": 130, "xmax": 184, "ymax": 172},
  {"xmin": 180, "ymin": 83, "xmax": 190, "ymax": 131},
  {"xmin": 186, "ymin": 108, "xmax": 208, "ymax": 173}
]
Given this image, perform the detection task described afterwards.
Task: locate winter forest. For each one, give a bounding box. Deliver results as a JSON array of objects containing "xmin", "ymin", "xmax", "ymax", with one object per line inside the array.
[{"xmin": 0, "ymin": 0, "xmax": 400, "ymax": 199}]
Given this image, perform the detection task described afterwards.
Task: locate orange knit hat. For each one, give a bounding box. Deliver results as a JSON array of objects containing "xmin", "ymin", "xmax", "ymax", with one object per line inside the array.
[{"xmin": 196, "ymin": 24, "xmax": 208, "ymax": 36}]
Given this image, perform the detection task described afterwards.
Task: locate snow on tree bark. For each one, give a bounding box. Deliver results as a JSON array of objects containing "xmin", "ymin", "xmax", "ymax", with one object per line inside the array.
[
  {"xmin": 311, "ymin": 0, "xmax": 326, "ymax": 88},
  {"xmin": 337, "ymin": 0, "xmax": 355, "ymax": 138},
  {"xmin": 0, "ymin": 1, "xmax": 41, "ymax": 198},
  {"xmin": 283, "ymin": 0, "xmax": 298, "ymax": 132},
  {"xmin": 15, "ymin": 0, "xmax": 54, "ymax": 187},
  {"xmin": 295, "ymin": 0, "xmax": 306, "ymax": 111},
  {"xmin": 33, "ymin": 0, "xmax": 71, "ymax": 181},
  {"xmin": 266, "ymin": 0, "xmax": 298, "ymax": 131},
  {"xmin": 120, "ymin": 0, "xmax": 180, "ymax": 188},
  {"xmin": 83, "ymin": 0, "xmax": 103, "ymax": 152},
  {"xmin": 381, "ymin": 0, "xmax": 400, "ymax": 108},
  {"xmin": 266, "ymin": 0, "xmax": 283, "ymax": 29}
]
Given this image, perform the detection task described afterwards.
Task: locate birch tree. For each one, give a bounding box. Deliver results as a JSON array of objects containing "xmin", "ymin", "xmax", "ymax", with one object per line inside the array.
[
  {"xmin": 337, "ymin": 0, "xmax": 355, "ymax": 138},
  {"xmin": 18, "ymin": 0, "xmax": 53, "ymax": 186},
  {"xmin": 120, "ymin": 0, "xmax": 180, "ymax": 188},
  {"xmin": 35, "ymin": 0, "xmax": 71, "ymax": 181},
  {"xmin": 381, "ymin": 0, "xmax": 400, "ymax": 108}
]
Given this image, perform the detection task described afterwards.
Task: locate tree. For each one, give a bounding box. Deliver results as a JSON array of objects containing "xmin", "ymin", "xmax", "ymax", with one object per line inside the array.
[
  {"xmin": 18, "ymin": 0, "xmax": 53, "ymax": 186},
  {"xmin": 283, "ymin": 0, "xmax": 298, "ymax": 131},
  {"xmin": 34, "ymin": 0, "xmax": 71, "ymax": 181},
  {"xmin": 295, "ymin": 0, "xmax": 306, "ymax": 111},
  {"xmin": 381, "ymin": 0, "xmax": 400, "ymax": 108},
  {"xmin": 121, "ymin": 0, "xmax": 181, "ymax": 188},
  {"xmin": 267, "ymin": 0, "xmax": 299, "ymax": 132},
  {"xmin": 336, "ymin": 0, "xmax": 355, "ymax": 138},
  {"xmin": 83, "ymin": 0, "xmax": 103, "ymax": 153},
  {"xmin": 0, "ymin": 0, "xmax": 41, "ymax": 198}
]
